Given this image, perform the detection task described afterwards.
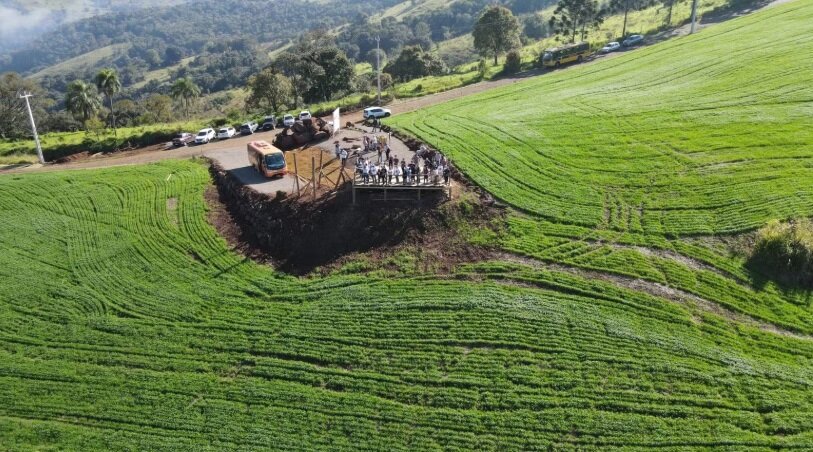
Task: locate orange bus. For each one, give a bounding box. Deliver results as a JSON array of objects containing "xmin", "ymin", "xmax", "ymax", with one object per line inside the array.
[{"xmin": 247, "ymin": 140, "xmax": 287, "ymax": 178}]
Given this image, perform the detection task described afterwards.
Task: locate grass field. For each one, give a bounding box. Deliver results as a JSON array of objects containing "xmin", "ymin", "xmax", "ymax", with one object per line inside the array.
[
  {"xmin": 29, "ymin": 44, "xmax": 132, "ymax": 79},
  {"xmin": 0, "ymin": 120, "xmax": 205, "ymax": 164},
  {"xmin": 2, "ymin": 161, "xmax": 813, "ymax": 449},
  {"xmin": 4, "ymin": 1, "xmax": 813, "ymax": 449},
  {"xmin": 393, "ymin": 0, "xmax": 813, "ymax": 236}
]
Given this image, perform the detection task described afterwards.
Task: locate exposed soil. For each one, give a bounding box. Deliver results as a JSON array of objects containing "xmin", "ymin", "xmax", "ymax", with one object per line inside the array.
[{"xmin": 205, "ymin": 160, "xmax": 501, "ymax": 275}]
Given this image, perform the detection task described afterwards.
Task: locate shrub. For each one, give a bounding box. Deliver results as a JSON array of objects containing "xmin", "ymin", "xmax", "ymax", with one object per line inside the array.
[
  {"xmin": 749, "ymin": 219, "xmax": 813, "ymax": 287},
  {"xmin": 504, "ymin": 50, "xmax": 522, "ymax": 74}
]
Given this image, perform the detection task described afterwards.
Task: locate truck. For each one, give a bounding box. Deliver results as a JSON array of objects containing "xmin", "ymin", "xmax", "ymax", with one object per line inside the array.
[{"xmin": 247, "ymin": 140, "xmax": 287, "ymax": 178}]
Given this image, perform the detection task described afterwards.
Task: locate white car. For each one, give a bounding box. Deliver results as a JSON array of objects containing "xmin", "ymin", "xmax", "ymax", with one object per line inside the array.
[
  {"xmin": 216, "ymin": 126, "xmax": 236, "ymax": 139},
  {"xmin": 600, "ymin": 42, "xmax": 621, "ymax": 53},
  {"xmin": 282, "ymin": 114, "xmax": 295, "ymax": 127},
  {"xmin": 195, "ymin": 128, "xmax": 216, "ymax": 144},
  {"xmin": 299, "ymin": 110, "xmax": 312, "ymax": 121},
  {"xmin": 363, "ymin": 106, "xmax": 392, "ymax": 119}
]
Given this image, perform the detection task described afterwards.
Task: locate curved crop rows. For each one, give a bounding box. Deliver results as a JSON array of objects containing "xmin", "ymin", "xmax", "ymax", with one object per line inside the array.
[
  {"xmin": 0, "ymin": 161, "xmax": 812, "ymax": 449},
  {"xmin": 392, "ymin": 1, "xmax": 813, "ymax": 236}
]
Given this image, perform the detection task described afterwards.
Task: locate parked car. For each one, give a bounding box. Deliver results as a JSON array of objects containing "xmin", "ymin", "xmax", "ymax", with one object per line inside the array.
[
  {"xmin": 282, "ymin": 114, "xmax": 295, "ymax": 127},
  {"xmin": 363, "ymin": 106, "xmax": 392, "ymax": 120},
  {"xmin": 172, "ymin": 132, "xmax": 195, "ymax": 147},
  {"xmin": 240, "ymin": 121, "xmax": 258, "ymax": 135},
  {"xmin": 261, "ymin": 116, "xmax": 277, "ymax": 131},
  {"xmin": 299, "ymin": 110, "xmax": 312, "ymax": 121},
  {"xmin": 622, "ymin": 35, "xmax": 644, "ymax": 47},
  {"xmin": 194, "ymin": 128, "xmax": 216, "ymax": 144},
  {"xmin": 600, "ymin": 42, "xmax": 621, "ymax": 53},
  {"xmin": 217, "ymin": 126, "xmax": 236, "ymax": 139}
]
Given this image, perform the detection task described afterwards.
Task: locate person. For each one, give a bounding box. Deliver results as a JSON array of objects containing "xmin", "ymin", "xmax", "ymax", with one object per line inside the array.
[
  {"xmin": 405, "ymin": 165, "xmax": 412, "ymax": 185},
  {"xmin": 385, "ymin": 145, "xmax": 391, "ymax": 162},
  {"xmin": 443, "ymin": 165, "xmax": 451, "ymax": 185},
  {"xmin": 387, "ymin": 164, "xmax": 394, "ymax": 185},
  {"xmin": 422, "ymin": 164, "xmax": 429, "ymax": 185},
  {"xmin": 434, "ymin": 165, "xmax": 442, "ymax": 185},
  {"xmin": 334, "ymin": 142, "xmax": 341, "ymax": 159},
  {"xmin": 393, "ymin": 164, "xmax": 402, "ymax": 184},
  {"xmin": 379, "ymin": 165, "xmax": 387, "ymax": 185},
  {"xmin": 377, "ymin": 146, "xmax": 383, "ymax": 164},
  {"xmin": 362, "ymin": 162, "xmax": 369, "ymax": 184},
  {"xmin": 339, "ymin": 148, "xmax": 348, "ymax": 167},
  {"xmin": 370, "ymin": 163, "xmax": 378, "ymax": 184},
  {"xmin": 400, "ymin": 161, "xmax": 407, "ymax": 185}
]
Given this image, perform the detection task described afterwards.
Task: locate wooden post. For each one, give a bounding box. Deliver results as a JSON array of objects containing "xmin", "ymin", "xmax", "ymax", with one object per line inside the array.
[
  {"xmin": 311, "ymin": 156, "xmax": 317, "ymax": 201},
  {"xmin": 293, "ymin": 152, "xmax": 300, "ymax": 197},
  {"xmin": 317, "ymin": 150, "xmax": 324, "ymax": 188}
]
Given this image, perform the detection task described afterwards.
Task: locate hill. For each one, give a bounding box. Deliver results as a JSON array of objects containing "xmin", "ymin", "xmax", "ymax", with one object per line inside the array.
[
  {"xmin": 2, "ymin": 0, "xmax": 813, "ymax": 449},
  {"xmin": 0, "ymin": 0, "xmax": 189, "ymax": 54},
  {"xmin": 0, "ymin": 0, "xmax": 403, "ymax": 76},
  {"xmin": 393, "ymin": 0, "xmax": 813, "ymax": 236}
]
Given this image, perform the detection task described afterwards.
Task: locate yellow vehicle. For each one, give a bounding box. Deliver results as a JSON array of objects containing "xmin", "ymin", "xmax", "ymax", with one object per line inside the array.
[
  {"xmin": 247, "ymin": 140, "xmax": 287, "ymax": 178},
  {"xmin": 541, "ymin": 42, "xmax": 591, "ymax": 68}
]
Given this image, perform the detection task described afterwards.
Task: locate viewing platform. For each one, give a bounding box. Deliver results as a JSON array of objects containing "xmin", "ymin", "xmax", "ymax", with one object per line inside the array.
[{"xmin": 351, "ymin": 175, "xmax": 451, "ymax": 204}]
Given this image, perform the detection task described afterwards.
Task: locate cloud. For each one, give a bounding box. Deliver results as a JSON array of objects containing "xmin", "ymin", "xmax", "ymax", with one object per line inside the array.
[{"xmin": 0, "ymin": 6, "xmax": 54, "ymax": 47}]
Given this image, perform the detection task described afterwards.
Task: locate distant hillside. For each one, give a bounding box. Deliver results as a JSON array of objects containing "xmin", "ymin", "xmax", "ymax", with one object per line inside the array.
[
  {"xmin": 0, "ymin": 0, "xmax": 403, "ymax": 76},
  {"xmin": 0, "ymin": 0, "xmax": 189, "ymax": 54}
]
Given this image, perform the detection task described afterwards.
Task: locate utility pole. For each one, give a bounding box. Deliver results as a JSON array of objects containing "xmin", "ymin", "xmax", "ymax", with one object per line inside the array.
[
  {"xmin": 690, "ymin": 0, "xmax": 699, "ymax": 34},
  {"xmin": 376, "ymin": 35, "xmax": 382, "ymax": 105},
  {"xmin": 19, "ymin": 92, "xmax": 44, "ymax": 164}
]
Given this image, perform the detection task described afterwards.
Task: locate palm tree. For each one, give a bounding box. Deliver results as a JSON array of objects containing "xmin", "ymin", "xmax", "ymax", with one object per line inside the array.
[
  {"xmin": 65, "ymin": 80, "xmax": 101, "ymax": 125},
  {"xmin": 94, "ymin": 68, "xmax": 121, "ymax": 135},
  {"xmin": 170, "ymin": 78, "xmax": 201, "ymax": 119}
]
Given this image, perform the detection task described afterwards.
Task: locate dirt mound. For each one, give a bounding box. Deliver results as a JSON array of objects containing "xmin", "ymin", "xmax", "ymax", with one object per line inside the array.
[{"xmin": 207, "ymin": 160, "xmax": 497, "ymax": 275}]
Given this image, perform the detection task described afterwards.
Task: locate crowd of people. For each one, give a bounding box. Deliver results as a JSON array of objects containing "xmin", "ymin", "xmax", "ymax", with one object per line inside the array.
[{"xmin": 353, "ymin": 139, "xmax": 451, "ymax": 186}]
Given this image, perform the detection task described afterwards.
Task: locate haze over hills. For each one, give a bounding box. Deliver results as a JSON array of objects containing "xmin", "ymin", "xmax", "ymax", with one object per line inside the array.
[{"xmin": 0, "ymin": 0, "xmax": 189, "ymax": 53}]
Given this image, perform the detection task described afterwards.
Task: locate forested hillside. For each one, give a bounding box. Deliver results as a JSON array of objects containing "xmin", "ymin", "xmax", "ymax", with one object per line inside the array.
[
  {"xmin": 0, "ymin": 0, "xmax": 402, "ymax": 76},
  {"xmin": 0, "ymin": 0, "xmax": 189, "ymax": 54}
]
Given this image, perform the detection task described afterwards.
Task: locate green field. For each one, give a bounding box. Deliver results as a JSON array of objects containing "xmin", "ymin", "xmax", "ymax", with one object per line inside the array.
[
  {"xmin": 393, "ymin": 0, "xmax": 813, "ymax": 236},
  {"xmin": 2, "ymin": 160, "xmax": 813, "ymax": 449},
  {"xmin": 3, "ymin": 0, "xmax": 813, "ymax": 449}
]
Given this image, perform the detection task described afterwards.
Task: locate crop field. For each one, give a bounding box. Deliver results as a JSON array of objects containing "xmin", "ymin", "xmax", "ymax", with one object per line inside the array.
[
  {"xmin": 2, "ymin": 160, "xmax": 813, "ymax": 449},
  {"xmin": 4, "ymin": 1, "xmax": 813, "ymax": 449},
  {"xmin": 392, "ymin": 0, "xmax": 813, "ymax": 236}
]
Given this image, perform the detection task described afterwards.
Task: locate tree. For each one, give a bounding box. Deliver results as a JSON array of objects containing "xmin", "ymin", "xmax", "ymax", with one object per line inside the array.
[
  {"xmin": 609, "ymin": 0, "xmax": 653, "ymax": 38},
  {"xmin": 365, "ymin": 48, "xmax": 387, "ymax": 69},
  {"xmin": 246, "ymin": 68, "xmax": 292, "ymax": 113},
  {"xmin": 164, "ymin": 46, "xmax": 184, "ymax": 66},
  {"xmin": 170, "ymin": 78, "xmax": 201, "ymax": 119},
  {"xmin": 472, "ymin": 6, "xmax": 521, "ymax": 65},
  {"xmin": 274, "ymin": 33, "xmax": 355, "ymax": 103},
  {"xmin": 384, "ymin": 46, "xmax": 447, "ymax": 82},
  {"xmin": 661, "ymin": 0, "xmax": 682, "ymax": 25},
  {"xmin": 65, "ymin": 80, "xmax": 101, "ymax": 124},
  {"xmin": 94, "ymin": 68, "xmax": 121, "ymax": 134},
  {"xmin": 523, "ymin": 14, "xmax": 550, "ymax": 40},
  {"xmin": 139, "ymin": 94, "xmax": 174, "ymax": 124},
  {"xmin": 550, "ymin": 0, "xmax": 604, "ymax": 43},
  {"xmin": 504, "ymin": 50, "xmax": 522, "ymax": 74},
  {"xmin": 0, "ymin": 72, "xmax": 49, "ymax": 139}
]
